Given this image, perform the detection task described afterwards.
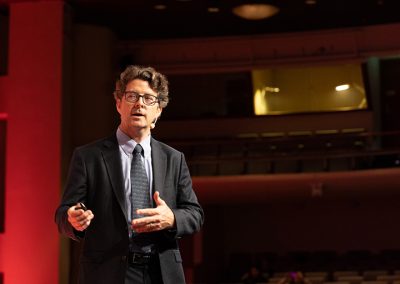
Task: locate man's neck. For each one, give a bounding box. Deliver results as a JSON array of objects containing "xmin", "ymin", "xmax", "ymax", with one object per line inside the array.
[{"xmin": 119, "ymin": 126, "xmax": 150, "ymax": 143}]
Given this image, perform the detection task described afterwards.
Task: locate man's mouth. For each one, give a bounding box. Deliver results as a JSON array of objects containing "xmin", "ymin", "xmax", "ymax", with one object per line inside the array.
[{"xmin": 132, "ymin": 113, "xmax": 144, "ymax": 117}]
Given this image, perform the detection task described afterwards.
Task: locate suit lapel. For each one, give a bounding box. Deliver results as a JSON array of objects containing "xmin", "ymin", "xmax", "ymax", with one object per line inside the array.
[
  {"xmin": 151, "ymin": 138, "xmax": 167, "ymax": 197},
  {"xmin": 101, "ymin": 135, "xmax": 129, "ymax": 221}
]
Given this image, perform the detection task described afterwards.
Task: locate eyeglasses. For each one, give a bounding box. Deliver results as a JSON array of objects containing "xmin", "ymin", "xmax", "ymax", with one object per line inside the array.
[{"xmin": 124, "ymin": 91, "xmax": 159, "ymax": 106}]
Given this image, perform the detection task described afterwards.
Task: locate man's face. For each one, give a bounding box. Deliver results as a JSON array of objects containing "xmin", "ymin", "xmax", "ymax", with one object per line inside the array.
[{"xmin": 116, "ymin": 79, "xmax": 162, "ymax": 136}]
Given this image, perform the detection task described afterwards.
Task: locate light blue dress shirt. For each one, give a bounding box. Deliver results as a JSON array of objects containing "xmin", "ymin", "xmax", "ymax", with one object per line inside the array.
[{"xmin": 116, "ymin": 128, "xmax": 153, "ymax": 223}]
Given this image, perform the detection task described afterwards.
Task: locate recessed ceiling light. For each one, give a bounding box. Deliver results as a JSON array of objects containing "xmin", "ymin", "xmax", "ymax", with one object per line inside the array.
[
  {"xmin": 154, "ymin": 4, "xmax": 167, "ymax": 10},
  {"xmin": 264, "ymin": 86, "xmax": 280, "ymax": 93},
  {"xmin": 305, "ymin": 0, "xmax": 317, "ymax": 5},
  {"xmin": 208, "ymin": 7, "xmax": 220, "ymax": 13},
  {"xmin": 232, "ymin": 4, "xmax": 279, "ymax": 20},
  {"xmin": 335, "ymin": 84, "xmax": 350, "ymax": 91}
]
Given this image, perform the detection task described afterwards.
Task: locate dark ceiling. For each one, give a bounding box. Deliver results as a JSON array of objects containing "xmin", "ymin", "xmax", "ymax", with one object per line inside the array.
[{"xmin": 67, "ymin": 0, "xmax": 400, "ymax": 40}]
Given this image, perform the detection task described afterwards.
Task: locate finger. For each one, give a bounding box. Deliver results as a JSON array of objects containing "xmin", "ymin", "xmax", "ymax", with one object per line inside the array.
[
  {"xmin": 86, "ymin": 210, "xmax": 94, "ymax": 220},
  {"xmin": 67, "ymin": 211, "xmax": 82, "ymax": 225},
  {"xmin": 72, "ymin": 217, "xmax": 91, "ymax": 231},
  {"xmin": 134, "ymin": 221, "xmax": 160, "ymax": 233},
  {"xmin": 75, "ymin": 211, "xmax": 94, "ymax": 224},
  {"xmin": 136, "ymin": 208, "xmax": 158, "ymax": 216},
  {"xmin": 153, "ymin": 191, "xmax": 160, "ymax": 203},
  {"xmin": 68, "ymin": 210, "xmax": 94, "ymax": 228},
  {"xmin": 70, "ymin": 219, "xmax": 84, "ymax": 231},
  {"xmin": 68, "ymin": 203, "xmax": 86, "ymax": 217},
  {"xmin": 75, "ymin": 213, "xmax": 88, "ymax": 222},
  {"xmin": 146, "ymin": 222, "xmax": 160, "ymax": 232},
  {"xmin": 132, "ymin": 221, "xmax": 160, "ymax": 232},
  {"xmin": 83, "ymin": 210, "xmax": 94, "ymax": 220},
  {"xmin": 74, "ymin": 219, "xmax": 85, "ymax": 226},
  {"xmin": 132, "ymin": 216, "xmax": 158, "ymax": 226},
  {"xmin": 76, "ymin": 223, "xmax": 86, "ymax": 231},
  {"xmin": 149, "ymin": 221, "xmax": 161, "ymax": 230},
  {"xmin": 80, "ymin": 220, "xmax": 91, "ymax": 230},
  {"xmin": 153, "ymin": 191, "xmax": 166, "ymax": 206},
  {"xmin": 67, "ymin": 206, "xmax": 79, "ymax": 217},
  {"xmin": 131, "ymin": 223, "xmax": 146, "ymax": 231}
]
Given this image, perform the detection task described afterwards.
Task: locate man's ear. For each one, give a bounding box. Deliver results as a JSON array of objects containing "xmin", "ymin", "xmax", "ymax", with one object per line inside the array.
[
  {"xmin": 151, "ymin": 109, "xmax": 162, "ymax": 129},
  {"xmin": 116, "ymin": 98, "xmax": 122, "ymax": 114},
  {"xmin": 150, "ymin": 116, "xmax": 159, "ymax": 129}
]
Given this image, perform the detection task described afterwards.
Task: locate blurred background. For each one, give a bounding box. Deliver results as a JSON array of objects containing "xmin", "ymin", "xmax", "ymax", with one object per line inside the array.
[{"xmin": 1, "ymin": 0, "xmax": 400, "ymax": 283}]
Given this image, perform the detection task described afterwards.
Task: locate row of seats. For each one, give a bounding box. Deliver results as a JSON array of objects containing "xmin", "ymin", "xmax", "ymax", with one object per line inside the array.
[
  {"xmin": 219, "ymin": 282, "xmax": 400, "ymax": 284},
  {"xmin": 168, "ymin": 131, "xmax": 400, "ymax": 175},
  {"xmin": 225, "ymin": 250, "xmax": 400, "ymax": 283},
  {"xmin": 217, "ymin": 273, "xmax": 400, "ymax": 284},
  {"xmin": 219, "ymin": 276, "xmax": 400, "ymax": 284},
  {"xmin": 268, "ymin": 271, "xmax": 400, "ymax": 283}
]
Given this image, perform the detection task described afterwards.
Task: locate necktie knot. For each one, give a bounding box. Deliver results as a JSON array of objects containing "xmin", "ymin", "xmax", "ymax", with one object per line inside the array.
[{"xmin": 133, "ymin": 144, "xmax": 143, "ymax": 155}]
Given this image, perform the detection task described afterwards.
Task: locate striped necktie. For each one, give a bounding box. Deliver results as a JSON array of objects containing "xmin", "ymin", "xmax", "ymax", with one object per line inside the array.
[{"xmin": 130, "ymin": 144, "xmax": 150, "ymax": 220}]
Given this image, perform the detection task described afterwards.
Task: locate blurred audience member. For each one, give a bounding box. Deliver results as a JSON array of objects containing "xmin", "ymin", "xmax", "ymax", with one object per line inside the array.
[
  {"xmin": 241, "ymin": 266, "xmax": 267, "ymax": 284},
  {"xmin": 278, "ymin": 272, "xmax": 311, "ymax": 284}
]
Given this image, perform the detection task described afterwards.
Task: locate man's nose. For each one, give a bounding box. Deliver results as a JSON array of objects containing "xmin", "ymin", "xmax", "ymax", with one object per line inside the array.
[{"xmin": 134, "ymin": 95, "xmax": 145, "ymax": 106}]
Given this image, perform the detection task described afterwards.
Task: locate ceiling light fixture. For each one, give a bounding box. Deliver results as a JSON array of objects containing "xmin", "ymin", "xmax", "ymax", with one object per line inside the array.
[
  {"xmin": 335, "ymin": 84, "xmax": 350, "ymax": 91},
  {"xmin": 154, "ymin": 4, "xmax": 167, "ymax": 10},
  {"xmin": 208, "ymin": 7, "xmax": 220, "ymax": 13},
  {"xmin": 264, "ymin": 86, "xmax": 280, "ymax": 93},
  {"xmin": 305, "ymin": 0, "xmax": 317, "ymax": 5},
  {"xmin": 232, "ymin": 4, "xmax": 279, "ymax": 20}
]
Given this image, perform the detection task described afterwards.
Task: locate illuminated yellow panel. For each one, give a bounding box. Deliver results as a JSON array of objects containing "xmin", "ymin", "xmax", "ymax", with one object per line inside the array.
[{"xmin": 252, "ymin": 64, "xmax": 367, "ymax": 115}]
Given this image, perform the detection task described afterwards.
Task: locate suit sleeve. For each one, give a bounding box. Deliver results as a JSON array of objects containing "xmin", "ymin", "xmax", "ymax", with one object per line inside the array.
[
  {"xmin": 171, "ymin": 152, "xmax": 204, "ymax": 238},
  {"xmin": 55, "ymin": 149, "xmax": 88, "ymax": 241}
]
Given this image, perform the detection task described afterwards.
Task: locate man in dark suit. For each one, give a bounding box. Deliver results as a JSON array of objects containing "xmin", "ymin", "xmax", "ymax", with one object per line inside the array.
[{"xmin": 55, "ymin": 65, "xmax": 204, "ymax": 284}]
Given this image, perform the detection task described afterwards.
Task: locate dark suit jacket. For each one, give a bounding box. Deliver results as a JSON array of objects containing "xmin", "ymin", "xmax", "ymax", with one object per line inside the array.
[{"xmin": 55, "ymin": 134, "xmax": 204, "ymax": 284}]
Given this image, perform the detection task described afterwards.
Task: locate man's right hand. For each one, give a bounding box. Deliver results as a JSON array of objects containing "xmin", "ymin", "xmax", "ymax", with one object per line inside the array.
[{"xmin": 67, "ymin": 203, "xmax": 94, "ymax": 231}]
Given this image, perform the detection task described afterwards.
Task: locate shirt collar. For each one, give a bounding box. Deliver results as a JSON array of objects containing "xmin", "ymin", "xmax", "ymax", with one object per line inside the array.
[{"xmin": 116, "ymin": 128, "xmax": 151, "ymax": 159}]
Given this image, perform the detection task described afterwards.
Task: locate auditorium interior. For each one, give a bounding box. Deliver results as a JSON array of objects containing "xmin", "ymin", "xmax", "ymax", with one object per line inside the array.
[{"xmin": 1, "ymin": 0, "xmax": 400, "ymax": 283}]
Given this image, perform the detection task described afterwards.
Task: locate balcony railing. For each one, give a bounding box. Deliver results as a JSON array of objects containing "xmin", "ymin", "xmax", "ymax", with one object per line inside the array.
[{"xmin": 166, "ymin": 130, "xmax": 400, "ymax": 176}]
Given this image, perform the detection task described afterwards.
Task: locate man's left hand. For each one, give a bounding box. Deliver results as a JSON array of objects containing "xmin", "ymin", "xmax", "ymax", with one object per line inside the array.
[{"xmin": 131, "ymin": 191, "xmax": 175, "ymax": 233}]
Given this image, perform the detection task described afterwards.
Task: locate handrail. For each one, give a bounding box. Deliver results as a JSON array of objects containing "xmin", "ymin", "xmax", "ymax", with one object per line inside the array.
[{"xmin": 165, "ymin": 130, "xmax": 400, "ymax": 175}]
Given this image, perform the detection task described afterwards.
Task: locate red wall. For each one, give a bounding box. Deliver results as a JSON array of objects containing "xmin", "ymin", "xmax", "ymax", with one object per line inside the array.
[
  {"xmin": 0, "ymin": 114, "xmax": 6, "ymax": 233},
  {"xmin": 0, "ymin": 1, "xmax": 62, "ymax": 283}
]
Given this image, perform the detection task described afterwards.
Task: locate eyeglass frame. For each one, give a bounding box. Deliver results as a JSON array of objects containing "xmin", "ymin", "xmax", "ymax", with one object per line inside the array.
[{"xmin": 122, "ymin": 91, "xmax": 160, "ymax": 106}]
